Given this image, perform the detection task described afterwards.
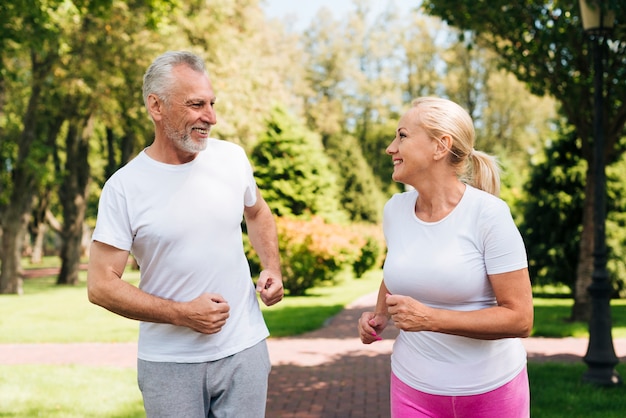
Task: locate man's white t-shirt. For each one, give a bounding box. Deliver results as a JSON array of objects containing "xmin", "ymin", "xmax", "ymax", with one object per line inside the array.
[
  {"xmin": 383, "ymin": 185, "xmax": 528, "ymax": 395},
  {"xmin": 92, "ymin": 138, "xmax": 269, "ymax": 362}
]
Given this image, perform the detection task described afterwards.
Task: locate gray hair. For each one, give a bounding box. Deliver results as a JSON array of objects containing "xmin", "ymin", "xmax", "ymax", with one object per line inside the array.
[{"xmin": 142, "ymin": 51, "xmax": 207, "ymax": 112}]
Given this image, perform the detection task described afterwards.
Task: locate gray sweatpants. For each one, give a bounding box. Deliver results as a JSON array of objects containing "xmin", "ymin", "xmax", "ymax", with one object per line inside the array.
[{"xmin": 137, "ymin": 340, "xmax": 271, "ymax": 418}]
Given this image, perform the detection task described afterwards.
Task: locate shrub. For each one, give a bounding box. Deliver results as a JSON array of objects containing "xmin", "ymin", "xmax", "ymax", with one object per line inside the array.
[
  {"xmin": 245, "ymin": 216, "xmax": 385, "ymax": 296},
  {"xmin": 348, "ymin": 222, "xmax": 385, "ymax": 278}
]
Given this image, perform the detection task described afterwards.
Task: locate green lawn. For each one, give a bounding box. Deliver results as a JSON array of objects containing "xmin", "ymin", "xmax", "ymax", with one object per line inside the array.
[
  {"xmin": 0, "ymin": 365, "xmax": 144, "ymax": 418},
  {"xmin": 532, "ymin": 296, "xmax": 626, "ymax": 338},
  {"xmin": 528, "ymin": 362, "xmax": 626, "ymax": 417}
]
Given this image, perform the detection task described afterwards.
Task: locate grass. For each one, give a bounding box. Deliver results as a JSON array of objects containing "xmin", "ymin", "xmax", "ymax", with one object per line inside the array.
[
  {"xmin": 532, "ymin": 297, "xmax": 626, "ymax": 338},
  {"xmin": 0, "ymin": 271, "xmax": 141, "ymax": 343},
  {"xmin": 2, "ymin": 260, "xmax": 626, "ymax": 417},
  {"xmin": 0, "ymin": 365, "xmax": 143, "ymax": 418},
  {"xmin": 528, "ymin": 362, "xmax": 626, "ymax": 417}
]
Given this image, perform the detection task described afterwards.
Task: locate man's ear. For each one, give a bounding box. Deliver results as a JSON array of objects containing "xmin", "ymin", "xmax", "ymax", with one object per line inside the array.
[{"xmin": 147, "ymin": 94, "xmax": 163, "ymax": 121}]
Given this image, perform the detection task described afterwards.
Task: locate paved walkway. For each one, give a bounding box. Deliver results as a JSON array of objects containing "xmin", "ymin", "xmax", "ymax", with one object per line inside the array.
[{"xmin": 2, "ymin": 292, "xmax": 626, "ymax": 417}]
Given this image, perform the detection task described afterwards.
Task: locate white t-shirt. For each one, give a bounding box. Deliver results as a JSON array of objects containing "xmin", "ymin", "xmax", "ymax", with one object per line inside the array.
[
  {"xmin": 383, "ymin": 185, "xmax": 528, "ymax": 395},
  {"xmin": 92, "ymin": 139, "xmax": 269, "ymax": 362}
]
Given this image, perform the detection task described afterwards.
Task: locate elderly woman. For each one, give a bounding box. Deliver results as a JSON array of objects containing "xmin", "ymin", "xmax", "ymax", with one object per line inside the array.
[{"xmin": 358, "ymin": 97, "xmax": 533, "ymax": 418}]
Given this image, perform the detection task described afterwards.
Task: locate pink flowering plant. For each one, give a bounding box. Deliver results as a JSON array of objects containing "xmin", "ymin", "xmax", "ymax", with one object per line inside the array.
[{"xmin": 245, "ymin": 216, "xmax": 384, "ymax": 296}]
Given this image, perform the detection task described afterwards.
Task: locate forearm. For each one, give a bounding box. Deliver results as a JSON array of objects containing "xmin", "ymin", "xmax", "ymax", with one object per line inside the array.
[
  {"xmin": 87, "ymin": 242, "xmax": 186, "ymax": 326},
  {"xmin": 427, "ymin": 305, "xmax": 533, "ymax": 340},
  {"xmin": 246, "ymin": 204, "xmax": 280, "ymax": 273},
  {"xmin": 88, "ymin": 269, "xmax": 184, "ymax": 325}
]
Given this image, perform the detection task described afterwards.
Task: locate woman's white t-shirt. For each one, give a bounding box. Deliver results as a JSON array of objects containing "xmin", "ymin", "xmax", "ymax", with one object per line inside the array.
[
  {"xmin": 92, "ymin": 139, "xmax": 269, "ymax": 362},
  {"xmin": 383, "ymin": 185, "xmax": 528, "ymax": 395}
]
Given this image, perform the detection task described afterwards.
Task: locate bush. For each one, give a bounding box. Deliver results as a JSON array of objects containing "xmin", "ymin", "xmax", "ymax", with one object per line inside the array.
[
  {"xmin": 349, "ymin": 223, "xmax": 385, "ymax": 278},
  {"xmin": 245, "ymin": 216, "xmax": 385, "ymax": 296}
]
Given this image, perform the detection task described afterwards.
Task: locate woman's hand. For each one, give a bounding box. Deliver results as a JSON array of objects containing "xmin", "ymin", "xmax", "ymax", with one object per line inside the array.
[
  {"xmin": 386, "ymin": 294, "xmax": 433, "ymax": 332},
  {"xmin": 358, "ymin": 311, "xmax": 389, "ymax": 344}
]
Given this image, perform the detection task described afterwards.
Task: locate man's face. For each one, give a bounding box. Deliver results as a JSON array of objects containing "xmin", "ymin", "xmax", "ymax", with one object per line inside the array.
[{"xmin": 161, "ymin": 65, "xmax": 217, "ymax": 153}]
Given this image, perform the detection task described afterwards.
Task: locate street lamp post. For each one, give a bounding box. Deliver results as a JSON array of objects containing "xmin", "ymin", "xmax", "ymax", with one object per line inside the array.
[{"xmin": 579, "ymin": 0, "xmax": 622, "ymax": 386}]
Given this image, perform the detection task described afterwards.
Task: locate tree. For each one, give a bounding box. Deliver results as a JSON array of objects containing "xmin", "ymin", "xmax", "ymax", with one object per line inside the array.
[
  {"xmin": 520, "ymin": 126, "xmax": 585, "ymax": 292},
  {"xmin": 423, "ymin": 0, "xmax": 626, "ymax": 320},
  {"xmin": 0, "ymin": 1, "xmax": 64, "ymax": 294},
  {"xmin": 0, "ymin": 0, "xmax": 175, "ymax": 293},
  {"xmin": 250, "ymin": 105, "xmax": 347, "ymax": 223},
  {"xmin": 521, "ymin": 124, "xmax": 626, "ymax": 300},
  {"xmin": 325, "ymin": 133, "xmax": 386, "ymax": 223},
  {"xmin": 176, "ymin": 0, "xmax": 303, "ymax": 152},
  {"xmin": 301, "ymin": 8, "xmax": 352, "ymax": 143}
]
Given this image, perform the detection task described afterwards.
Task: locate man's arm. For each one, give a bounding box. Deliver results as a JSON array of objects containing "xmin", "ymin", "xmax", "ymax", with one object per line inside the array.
[
  {"xmin": 244, "ymin": 188, "xmax": 283, "ymax": 306},
  {"xmin": 87, "ymin": 241, "xmax": 230, "ymax": 334}
]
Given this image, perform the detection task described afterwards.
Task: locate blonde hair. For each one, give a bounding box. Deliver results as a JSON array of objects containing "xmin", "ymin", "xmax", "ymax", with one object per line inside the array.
[{"xmin": 411, "ymin": 97, "xmax": 501, "ymax": 196}]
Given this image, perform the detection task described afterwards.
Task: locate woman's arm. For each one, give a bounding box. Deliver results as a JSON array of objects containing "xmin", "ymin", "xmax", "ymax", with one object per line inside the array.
[{"xmin": 386, "ymin": 268, "xmax": 533, "ymax": 340}]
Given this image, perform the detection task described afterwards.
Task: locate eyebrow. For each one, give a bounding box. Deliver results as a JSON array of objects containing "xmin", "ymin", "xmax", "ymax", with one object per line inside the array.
[{"xmin": 184, "ymin": 96, "xmax": 216, "ymax": 105}]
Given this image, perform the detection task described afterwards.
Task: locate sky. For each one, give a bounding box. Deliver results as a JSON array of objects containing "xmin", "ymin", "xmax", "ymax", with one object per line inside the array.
[{"xmin": 262, "ymin": 0, "xmax": 415, "ymax": 31}]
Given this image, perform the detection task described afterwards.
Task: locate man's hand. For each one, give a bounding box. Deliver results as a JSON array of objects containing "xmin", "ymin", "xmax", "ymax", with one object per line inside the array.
[
  {"xmin": 256, "ymin": 269, "xmax": 284, "ymax": 306},
  {"xmin": 178, "ymin": 293, "xmax": 230, "ymax": 334}
]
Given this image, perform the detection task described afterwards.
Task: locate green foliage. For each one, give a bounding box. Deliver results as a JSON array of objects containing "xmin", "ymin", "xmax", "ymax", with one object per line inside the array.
[
  {"xmin": 245, "ymin": 216, "xmax": 385, "ymax": 296},
  {"xmin": 606, "ymin": 156, "xmax": 626, "ymax": 297},
  {"xmin": 521, "ymin": 126, "xmax": 626, "ymax": 296},
  {"xmin": 520, "ymin": 128, "xmax": 585, "ymax": 291},
  {"xmin": 352, "ymin": 233, "xmax": 383, "ymax": 278},
  {"xmin": 273, "ymin": 216, "xmax": 383, "ymax": 296},
  {"xmin": 251, "ymin": 105, "xmax": 348, "ymax": 223},
  {"xmin": 325, "ymin": 133, "xmax": 386, "ymax": 223},
  {"xmin": 357, "ymin": 118, "xmax": 403, "ymax": 197}
]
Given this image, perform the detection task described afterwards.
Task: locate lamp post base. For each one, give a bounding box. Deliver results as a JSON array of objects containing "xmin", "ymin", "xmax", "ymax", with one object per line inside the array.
[{"xmin": 582, "ymin": 366, "xmax": 622, "ymax": 387}]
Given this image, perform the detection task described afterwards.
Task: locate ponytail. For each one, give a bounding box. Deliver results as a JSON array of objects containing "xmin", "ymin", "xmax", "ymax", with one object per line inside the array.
[{"xmin": 467, "ymin": 150, "xmax": 500, "ymax": 196}]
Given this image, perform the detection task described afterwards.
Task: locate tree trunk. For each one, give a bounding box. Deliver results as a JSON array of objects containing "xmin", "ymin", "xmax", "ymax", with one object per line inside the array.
[
  {"xmin": 29, "ymin": 192, "xmax": 52, "ymax": 264},
  {"xmin": 31, "ymin": 222, "xmax": 47, "ymax": 265},
  {"xmin": 0, "ymin": 50, "xmax": 55, "ymax": 294},
  {"xmin": 572, "ymin": 164, "xmax": 595, "ymax": 321},
  {"xmin": 57, "ymin": 117, "xmax": 92, "ymax": 285},
  {"xmin": 0, "ymin": 205, "xmax": 29, "ymax": 294}
]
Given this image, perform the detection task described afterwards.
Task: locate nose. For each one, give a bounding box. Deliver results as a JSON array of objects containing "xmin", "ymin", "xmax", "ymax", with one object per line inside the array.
[
  {"xmin": 204, "ymin": 105, "xmax": 217, "ymax": 125},
  {"xmin": 386, "ymin": 137, "xmax": 398, "ymax": 155}
]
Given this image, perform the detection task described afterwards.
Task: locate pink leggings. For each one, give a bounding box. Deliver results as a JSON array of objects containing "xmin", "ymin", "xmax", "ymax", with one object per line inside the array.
[{"xmin": 390, "ymin": 367, "xmax": 530, "ymax": 418}]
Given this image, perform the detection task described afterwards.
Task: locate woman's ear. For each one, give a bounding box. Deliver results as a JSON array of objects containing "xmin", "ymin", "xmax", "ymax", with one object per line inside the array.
[{"xmin": 434, "ymin": 135, "xmax": 452, "ymax": 160}]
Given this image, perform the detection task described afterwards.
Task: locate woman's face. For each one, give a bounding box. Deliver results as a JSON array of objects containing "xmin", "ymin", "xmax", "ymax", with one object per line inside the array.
[{"xmin": 386, "ymin": 108, "xmax": 437, "ymax": 185}]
